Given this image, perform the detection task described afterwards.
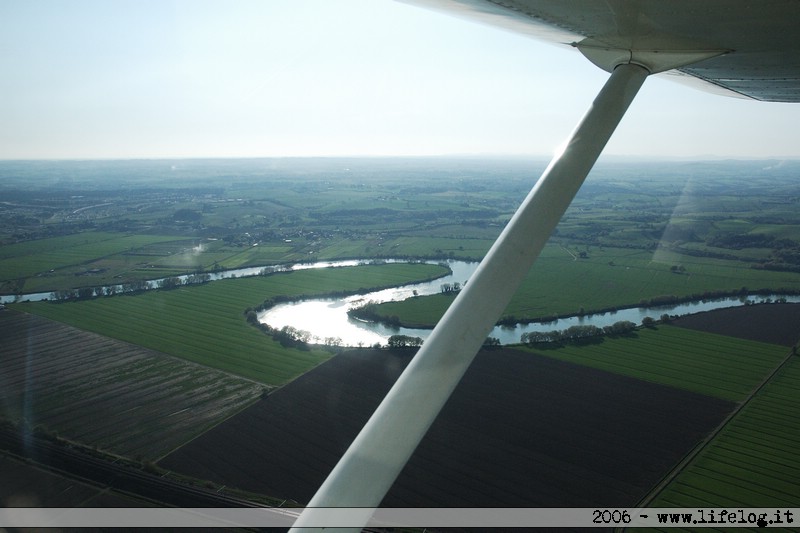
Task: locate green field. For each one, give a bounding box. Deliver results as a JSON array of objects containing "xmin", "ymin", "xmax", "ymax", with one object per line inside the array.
[
  {"xmin": 14, "ymin": 262, "xmax": 449, "ymax": 385},
  {"xmin": 519, "ymin": 326, "xmax": 787, "ymax": 401},
  {"xmin": 0, "ymin": 232, "xmax": 184, "ymax": 287},
  {"xmin": 0, "ymin": 231, "xmax": 186, "ymax": 261},
  {"xmin": 362, "ymin": 244, "xmax": 800, "ymax": 328},
  {"xmin": 649, "ymin": 357, "xmax": 800, "ymax": 508}
]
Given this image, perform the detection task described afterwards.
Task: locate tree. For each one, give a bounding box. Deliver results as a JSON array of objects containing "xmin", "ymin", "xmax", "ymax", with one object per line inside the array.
[
  {"xmin": 604, "ymin": 320, "xmax": 636, "ymax": 335},
  {"xmin": 521, "ymin": 330, "xmax": 562, "ymax": 344},
  {"xmin": 641, "ymin": 316, "xmax": 656, "ymax": 328},
  {"xmin": 562, "ymin": 325, "xmax": 602, "ymax": 340},
  {"xmin": 186, "ymin": 273, "xmax": 211, "ymax": 285},
  {"xmin": 158, "ymin": 277, "xmax": 182, "ymax": 290},
  {"xmin": 274, "ymin": 325, "xmax": 312, "ymax": 348},
  {"xmin": 324, "ymin": 336, "xmax": 343, "ymax": 347},
  {"xmin": 483, "ymin": 337, "xmax": 501, "ymax": 348},
  {"xmin": 387, "ymin": 335, "xmax": 423, "ymax": 348},
  {"xmin": 52, "ymin": 289, "xmax": 76, "ymax": 301},
  {"xmin": 77, "ymin": 287, "xmax": 94, "ymax": 300},
  {"xmin": 440, "ymin": 282, "xmax": 462, "ymax": 294}
]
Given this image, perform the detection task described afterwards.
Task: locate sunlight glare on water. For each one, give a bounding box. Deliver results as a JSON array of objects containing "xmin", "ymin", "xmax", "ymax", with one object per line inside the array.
[
  {"xmin": 259, "ymin": 260, "xmax": 800, "ymax": 348},
  {"xmin": 262, "ymin": 299, "xmax": 389, "ymax": 347}
]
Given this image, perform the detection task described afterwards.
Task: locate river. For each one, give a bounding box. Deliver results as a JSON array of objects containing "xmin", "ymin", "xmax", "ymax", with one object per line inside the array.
[
  {"xmin": 257, "ymin": 260, "xmax": 800, "ymax": 347},
  {"xmin": 6, "ymin": 258, "xmax": 799, "ymax": 346},
  {"xmin": 0, "ymin": 259, "xmax": 398, "ymax": 304}
]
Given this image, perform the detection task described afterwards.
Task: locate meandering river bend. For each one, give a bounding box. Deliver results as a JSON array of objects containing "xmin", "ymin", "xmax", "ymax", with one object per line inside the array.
[
  {"xmin": 258, "ymin": 260, "xmax": 800, "ymax": 347},
  {"xmin": 6, "ymin": 258, "xmax": 798, "ymax": 347}
]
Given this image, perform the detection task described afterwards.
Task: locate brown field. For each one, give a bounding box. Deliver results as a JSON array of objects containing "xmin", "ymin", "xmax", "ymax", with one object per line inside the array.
[
  {"xmin": 0, "ymin": 310, "xmax": 263, "ymax": 461},
  {"xmin": 160, "ymin": 347, "xmax": 734, "ymax": 507},
  {"xmin": 671, "ymin": 302, "xmax": 800, "ymax": 346}
]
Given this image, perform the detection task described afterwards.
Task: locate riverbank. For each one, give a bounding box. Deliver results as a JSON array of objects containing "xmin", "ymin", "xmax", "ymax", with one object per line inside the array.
[
  {"xmin": 350, "ymin": 287, "xmax": 800, "ymax": 331},
  {"xmin": 12, "ymin": 262, "xmax": 455, "ymax": 386},
  {"xmin": 0, "ymin": 258, "xmax": 452, "ymax": 304},
  {"xmin": 260, "ymin": 257, "xmax": 800, "ymax": 347},
  {"xmin": 252, "ymin": 262, "xmax": 451, "ymax": 315}
]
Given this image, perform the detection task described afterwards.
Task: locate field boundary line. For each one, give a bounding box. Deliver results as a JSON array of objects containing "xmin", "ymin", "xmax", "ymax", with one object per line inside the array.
[
  {"xmin": 153, "ymin": 350, "xmax": 338, "ymax": 463},
  {"xmin": 152, "ymin": 393, "xmax": 265, "ymax": 463},
  {"xmin": 628, "ymin": 345, "xmax": 799, "ymax": 523}
]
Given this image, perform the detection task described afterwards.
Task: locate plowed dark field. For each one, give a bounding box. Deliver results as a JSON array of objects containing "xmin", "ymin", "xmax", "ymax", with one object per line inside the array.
[
  {"xmin": 161, "ymin": 347, "xmax": 734, "ymax": 507},
  {"xmin": 672, "ymin": 302, "xmax": 800, "ymax": 346}
]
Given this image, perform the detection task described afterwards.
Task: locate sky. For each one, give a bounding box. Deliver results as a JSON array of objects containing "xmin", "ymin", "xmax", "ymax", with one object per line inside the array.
[{"xmin": 2, "ymin": 0, "xmax": 800, "ymax": 160}]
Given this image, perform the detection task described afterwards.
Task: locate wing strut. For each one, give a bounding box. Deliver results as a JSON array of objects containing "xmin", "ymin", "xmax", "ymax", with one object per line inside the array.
[{"xmin": 290, "ymin": 62, "xmax": 649, "ymax": 531}]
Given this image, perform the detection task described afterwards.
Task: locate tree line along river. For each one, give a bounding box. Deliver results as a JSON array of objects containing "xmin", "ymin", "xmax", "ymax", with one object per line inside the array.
[
  {"xmin": 253, "ymin": 260, "xmax": 800, "ymax": 347},
  {"xmin": 5, "ymin": 259, "xmax": 799, "ymax": 347}
]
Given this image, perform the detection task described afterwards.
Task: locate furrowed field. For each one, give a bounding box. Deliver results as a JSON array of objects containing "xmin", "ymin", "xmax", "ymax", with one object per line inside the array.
[
  {"xmin": 0, "ymin": 311, "xmax": 264, "ymax": 461},
  {"xmin": 646, "ymin": 358, "xmax": 800, "ymax": 510},
  {"xmin": 520, "ymin": 325, "xmax": 788, "ymax": 401},
  {"xmin": 521, "ymin": 317, "xmax": 800, "ymax": 513},
  {"xmin": 160, "ymin": 346, "xmax": 736, "ymax": 508},
  {"xmin": 15, "ymin": 262, "xmax": 449, "ymax": 385}
]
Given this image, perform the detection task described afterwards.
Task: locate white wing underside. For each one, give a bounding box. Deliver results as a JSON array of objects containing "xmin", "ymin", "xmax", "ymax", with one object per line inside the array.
[{"xmin": 401, "ymin": 0, "xmax": 800, "ymax": 102}]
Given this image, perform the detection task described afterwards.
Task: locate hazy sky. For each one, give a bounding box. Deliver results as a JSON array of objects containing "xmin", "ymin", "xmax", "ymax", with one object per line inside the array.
[{"xmin": 2, "ymin": 0, "xmax": 799, "ymax": 160}]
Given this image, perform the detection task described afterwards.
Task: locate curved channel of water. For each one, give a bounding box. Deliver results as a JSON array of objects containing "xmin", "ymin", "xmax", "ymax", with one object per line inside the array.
[
  {"xmin": 258, "ymin": 260, "xmax": 476, "ymax": 347},
  {"xmin": 6, "ymin": 259, "xmax": 799, "ymax": 347},
  {"xmin": 258, "ymin": 260, "xmax": 800, "ymax": 347},
  {"xmin": 0, "ymin": 259, "xmax": 402, "ymax": 304}
]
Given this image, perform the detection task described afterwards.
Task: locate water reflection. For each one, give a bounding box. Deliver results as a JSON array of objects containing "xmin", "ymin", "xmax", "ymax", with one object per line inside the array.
[
  {"xmin": 6, "ymin": 257, "xmax": 798, "ymax": 347},
  {"xmin": 259, "ymin": 260, "xmax": 474, "ymax": 347},
  {"xmin": 259, "ymin": 260, "xmax": 800, "ymax": 347}
]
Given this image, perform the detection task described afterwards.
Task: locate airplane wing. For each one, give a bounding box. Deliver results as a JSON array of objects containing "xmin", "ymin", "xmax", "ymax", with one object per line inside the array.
[
  {"xmin": 400, "ymin": 0, "xmax": 800, "ymax": 102},
  {"xmin": 291, "ymin": 2, "xmax": 799, "ymax": 530}
]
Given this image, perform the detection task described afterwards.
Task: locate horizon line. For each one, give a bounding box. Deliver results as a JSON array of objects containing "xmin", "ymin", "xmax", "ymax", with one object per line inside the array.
[{"xmin": 2, "ymin": 153, "xmax": 800, "ymax": 163}]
